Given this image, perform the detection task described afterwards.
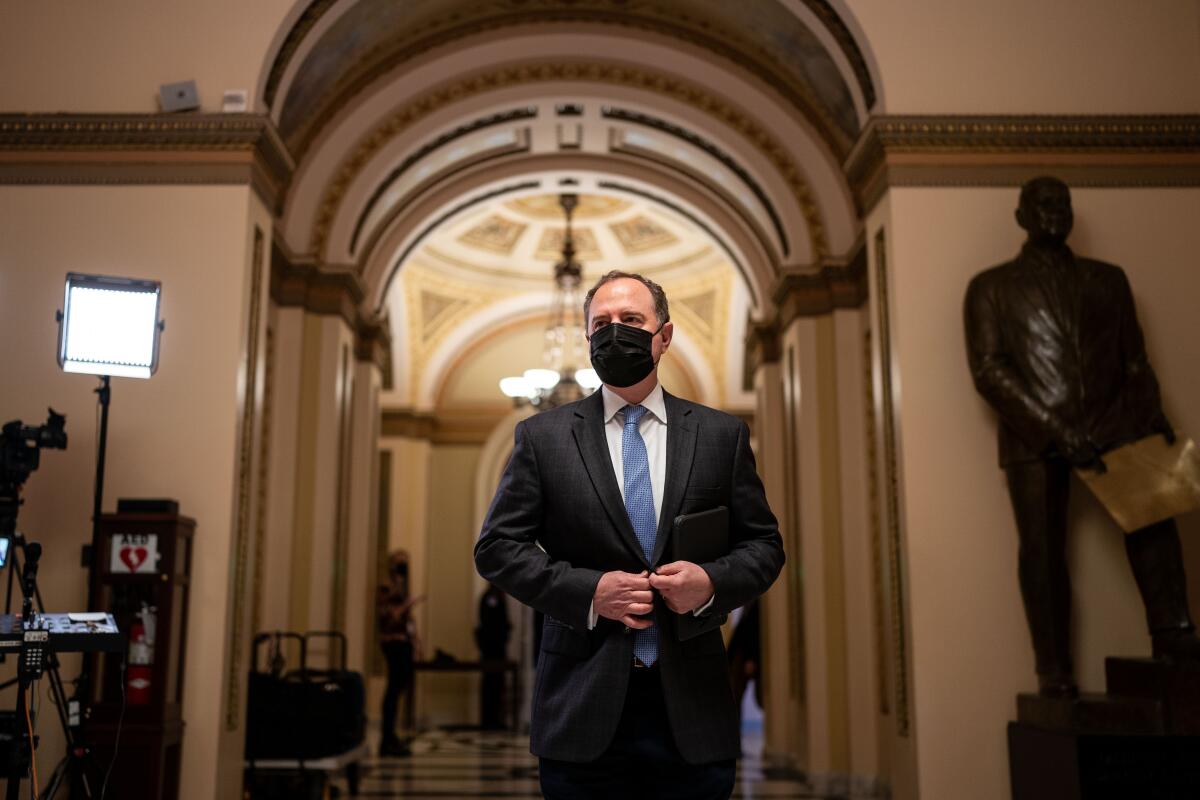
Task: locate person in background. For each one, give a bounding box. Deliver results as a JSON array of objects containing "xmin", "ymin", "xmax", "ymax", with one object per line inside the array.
[
  {"xmin": 475, "ymin": 583, "xmax": 513, "ymax": 730},
  {"xmin": 726, "ymin": 598, "xmax": 762, "ymax": 727},
  {"xmin": 377, "ymin": 549, "xmax": 425, "ymax": 756}
]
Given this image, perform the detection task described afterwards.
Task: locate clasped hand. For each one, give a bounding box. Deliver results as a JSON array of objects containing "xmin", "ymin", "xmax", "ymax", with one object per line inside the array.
[{"xmin": 594, "ymin": 562, "xmax": 714, "ymax": 628}]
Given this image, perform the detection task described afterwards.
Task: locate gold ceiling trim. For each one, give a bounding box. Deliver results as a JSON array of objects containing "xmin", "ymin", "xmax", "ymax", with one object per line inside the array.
[
  {"xmin": 534, "ymin": 226, "xmax": 602, "ymax": 262},
  {"xmin": 505, "ymin": 193, "xmax": 632, "ymax": 220},
  {"xmin": 380, "ymin": 407, "xmax": 511, "ymax": 445},
  {"xmin": 845, "ymin": 114, "xmax": 1200, "ymax": 213},
  {"xmin": 309, "ymin": 60, "xmax": 827, "ymax": 263},
  {"xmin": 401, "ymin": 261, "xmax": 520, "ymax": 406},
  {"xmin": 273, "ymin": 1, "xmax": 855, "ymax": 160},
  {"xmin": 418, "ymin": 290, "xmax": 470, "ymax": 340},
  {"xmin": 774, "ymin": 252, "xmax": 868, "ymax": 333},
  {"xmin": 0, "ymin": 113, "xmax": 295, "ymax": 211},
  {"xmin": 660, "ymin": 266, "xmax": 733, "ymax": 405},
  {"xmin": 742, "ymin": 318, "xmax": 783, "ymax": 393},
  {"xmin": 457, "ymin": 214, "xmax": 528, "ymax": 255},
  {"xmin": 610, "ymin": 214, "xmax": 679, "ymax": 254},
  {"xmin": 418, "ymin": 241, "xmax": 717, "ymax": 284}
]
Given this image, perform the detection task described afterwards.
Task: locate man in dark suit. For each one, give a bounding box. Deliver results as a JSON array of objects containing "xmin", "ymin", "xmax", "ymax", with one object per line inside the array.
[
  {"xmin": 475, "ymin": 271, "xmax": 784, "ymax": 799},
  {"xmin": 964, "ymin": 176, "xmax": 1200, "ymax": 697}
]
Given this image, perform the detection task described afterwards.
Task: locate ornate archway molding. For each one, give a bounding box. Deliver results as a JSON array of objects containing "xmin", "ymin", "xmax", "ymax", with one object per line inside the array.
[
  {"xmin": 261, "ymin": 0, "xmax": 874, "ymax": 162},
  {"xmin": 270, "ymin": 240, "xmax": 393, "ymax": 384},
  {"xmin": 358, "ymin": 157, "xmax": 775, "ymax": 316},
  {"xmin": 304, "ymin": 59, "xmax": 831, "ymax": 267}
]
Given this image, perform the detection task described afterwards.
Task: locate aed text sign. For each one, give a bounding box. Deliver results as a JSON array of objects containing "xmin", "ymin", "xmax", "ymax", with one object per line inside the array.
[{"xmin": 110, "ymin": 533, "xmax": 159, "ymax": 574}]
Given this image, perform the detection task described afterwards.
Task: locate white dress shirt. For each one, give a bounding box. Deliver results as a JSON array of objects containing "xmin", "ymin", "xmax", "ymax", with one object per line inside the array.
[
  {"xmin": 587, "ymin": 382, "xmax": 713, "ymax": 628},
  {"xmin": 602, "ymin": 382, "xmax": 668, "ymax": 522}
]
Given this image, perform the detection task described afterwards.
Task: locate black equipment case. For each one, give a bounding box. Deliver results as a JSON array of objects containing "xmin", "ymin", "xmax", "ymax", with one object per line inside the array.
[{"xmin": 245, "ymin": 630, "xmax": 366, "ymax": 761}]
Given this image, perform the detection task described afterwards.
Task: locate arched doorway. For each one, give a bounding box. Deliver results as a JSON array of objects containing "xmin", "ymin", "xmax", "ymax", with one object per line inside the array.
[{"xmin": 255, "ymin": 0, "xmax": 878, "ymax": 788}]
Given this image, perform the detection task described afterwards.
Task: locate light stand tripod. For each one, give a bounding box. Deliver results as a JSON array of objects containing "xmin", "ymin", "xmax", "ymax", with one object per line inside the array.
[{"xmin": 86, "ymin": 375, "xmax": 110, "ymax": 614}]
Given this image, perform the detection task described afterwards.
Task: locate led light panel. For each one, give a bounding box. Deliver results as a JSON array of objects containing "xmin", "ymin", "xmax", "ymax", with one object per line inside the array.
[{"xmin": 58, "ymin": 273, "xmax": 162, "ymax": 379}]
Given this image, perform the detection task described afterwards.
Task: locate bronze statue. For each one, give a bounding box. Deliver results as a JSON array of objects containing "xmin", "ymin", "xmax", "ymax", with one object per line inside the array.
[{"xmin": 964, "ymin": 176, "xmax": 1200, "ymax": 697}]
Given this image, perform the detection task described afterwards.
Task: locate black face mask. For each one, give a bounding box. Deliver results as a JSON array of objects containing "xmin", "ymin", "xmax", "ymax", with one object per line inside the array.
[{"xmin": 588, "ymin": 322, "xmax": 662, "ymax": 388}]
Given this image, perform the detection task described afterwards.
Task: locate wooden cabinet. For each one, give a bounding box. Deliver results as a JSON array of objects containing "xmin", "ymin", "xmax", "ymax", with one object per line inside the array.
[{"xmin": 88, "ymin": 509, "xmax": 194, "ymax": 800}]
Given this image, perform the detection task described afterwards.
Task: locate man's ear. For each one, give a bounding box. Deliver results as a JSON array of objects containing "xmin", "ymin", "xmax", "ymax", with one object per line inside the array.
[
  {"xmin": 1015, "ymin": 206, "xmax": 1029, "ymax": 231},
  {"xmin": 659, "ymin": 320, "xmax": 674, "ymax": 352}
]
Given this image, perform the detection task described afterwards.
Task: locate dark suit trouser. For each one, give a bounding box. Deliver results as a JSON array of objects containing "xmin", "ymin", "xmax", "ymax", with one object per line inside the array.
[
  {"xmin": 1005, "ymin": 458, "xmax": 1194, "ymax": 679},
  {"xmin": 538, "ymin": 666, "xmax": 736, "ymax": 800}
]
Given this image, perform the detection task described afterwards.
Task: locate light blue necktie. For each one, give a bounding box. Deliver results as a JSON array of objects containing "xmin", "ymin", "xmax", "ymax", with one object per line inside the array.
[{"xmin": 622, "ymin": 404, "xmax": 658, "ymax": 666}]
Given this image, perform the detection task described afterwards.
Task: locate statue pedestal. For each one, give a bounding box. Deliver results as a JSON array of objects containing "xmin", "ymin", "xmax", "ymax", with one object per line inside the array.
[
  {"xmin": 1105, "ymin": 657, "xmax": 1200, "ymax": 734},
  {"xmin": 1008, "ymin": 659, "xmax": 1200, "ymax": 799}
]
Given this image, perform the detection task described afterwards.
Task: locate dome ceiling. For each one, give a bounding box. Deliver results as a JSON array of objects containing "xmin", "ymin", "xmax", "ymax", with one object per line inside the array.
[
  {"xmin": 425, "ymin": 191, "xmax": 710, "ymax": 284},
  {"xmin": 386, "ymin": 189, "xmax": 749, "ymax": 411}
]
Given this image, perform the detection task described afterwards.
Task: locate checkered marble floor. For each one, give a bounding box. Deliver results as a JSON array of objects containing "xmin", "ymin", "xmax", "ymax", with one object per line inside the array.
[{"xmin": 330, "ymin": 728, "xmax": 852, "ymax": 799}]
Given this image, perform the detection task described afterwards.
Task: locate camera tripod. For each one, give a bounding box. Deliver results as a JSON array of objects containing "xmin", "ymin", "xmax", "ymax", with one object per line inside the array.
[{"xmin": 0, "ymin": 533, "xmax": 108, "ymax": 800}]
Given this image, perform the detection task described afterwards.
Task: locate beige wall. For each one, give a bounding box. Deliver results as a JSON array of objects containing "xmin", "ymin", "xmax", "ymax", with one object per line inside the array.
[
  {"xmin": 346, "ymin": 361, "xmax": 383, "ymax": 674},
  {"xmin": 421, "ymin": 444, "xmax": 484, "ymax": 726},
  {"xmin": 0, "ymin": 184, "xmax": 259, "ymax": 800},
  {"xmin": 849, "ymin": 0, "xmax": 1200, "ymax": 113},
  {"xmin": 863, "ymin": 201, "xmax": 920, "ymax": 800},
  {"xmin": 832, "ymin": 306, "xmax": 884, "ymax": 791},
  {"xmin": 755, "ymin": 360, "xmax": 806, "ymax": 762},
  {"xmin": 217, "ymin": 187, "xmax": 275, "ymax": 789},
  {"xmin": 4, "ymin": 1, "xmax": 1197, "ymax": 118},
  {"xmin": 781, "ymin": 316, "xmax": 852, "ymax": 780},
  {"xmin": 0, "ymin": 0, "xmax": 295, "ymax": 112},
  {"xmin": 259, "ymin": 305, "xmax": 304, "ymax": 634},
  {"xmin": 288, "ymin": 313, "xmax": 357, "ymax": 638},
  {"xmin": 878, "ymin": 185, "xmax": 1200, "ymax": 800}
]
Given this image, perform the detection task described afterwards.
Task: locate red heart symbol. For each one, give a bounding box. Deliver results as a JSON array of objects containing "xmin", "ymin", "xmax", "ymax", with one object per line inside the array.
[{"xmin": 120, "ymin": 546, "xmax": 148, "ymax": 572}]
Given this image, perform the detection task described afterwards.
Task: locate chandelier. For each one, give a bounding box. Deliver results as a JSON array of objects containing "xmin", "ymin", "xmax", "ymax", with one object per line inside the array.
[{"xmin": 499, "ymin": 193, "xmax": 602, "ymax": 408}]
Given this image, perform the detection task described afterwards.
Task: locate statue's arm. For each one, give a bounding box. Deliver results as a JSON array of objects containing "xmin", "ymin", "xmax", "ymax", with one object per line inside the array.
[
  {"xmin": 1114, "ymin": 269, "xmax": 1174, "ymax": 442},
  {"xmin": 963, "ymin": 275, "xmax": 1095, "ymax": 462}
]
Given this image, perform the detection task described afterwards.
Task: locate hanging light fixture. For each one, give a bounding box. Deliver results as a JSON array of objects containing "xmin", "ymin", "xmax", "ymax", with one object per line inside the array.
[{"xmin": 500, "ymin": 193, "xmax": 602, "ymax": 408}]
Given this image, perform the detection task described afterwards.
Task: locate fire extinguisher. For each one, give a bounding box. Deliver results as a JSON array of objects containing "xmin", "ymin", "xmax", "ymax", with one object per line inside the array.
[{"xmin": 126, "ymin": 603, "xmax": 156, "ymax": 705}]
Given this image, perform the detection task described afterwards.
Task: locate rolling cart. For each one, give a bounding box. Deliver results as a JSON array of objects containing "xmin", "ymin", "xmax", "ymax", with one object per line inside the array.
[{"xmin": 244, "ymin": 630, "xmax": 366, "ymax": 798}]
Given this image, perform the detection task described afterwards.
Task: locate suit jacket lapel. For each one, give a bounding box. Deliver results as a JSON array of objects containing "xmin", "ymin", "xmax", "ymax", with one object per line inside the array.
[
  {"xmin": 571, "ymin": 391, "xmax": 647, "ymax": 564},
  {"xmin": 651, "ymin": 392, "xmax": 697, "ymax": 565}
]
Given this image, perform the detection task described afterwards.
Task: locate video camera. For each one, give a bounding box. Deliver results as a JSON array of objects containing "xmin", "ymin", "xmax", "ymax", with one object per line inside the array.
[{"xmin": 0, "ymin": 409, "xmax": 68, "ymax": 543}]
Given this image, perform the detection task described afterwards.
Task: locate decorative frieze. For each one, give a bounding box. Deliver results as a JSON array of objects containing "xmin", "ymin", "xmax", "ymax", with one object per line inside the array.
[
  {"xmin": 743, "ymin": 318, "xmax": 782, "ymax": 392},
  {"xmin": 742, "ymin": 245, "xmax": 867, "ymax": 388},
  {"xmin": 0, "ymin": 113, "xmax": 295, "ymax": 211},
  {"xmin": 380, "ymin": 408, "xmax": 503, "ymax": 445},
  {"xmin": 846, "ymin": 114, "xmax": 1200, "ymax": 213},
  {"xmin": 271, "ymin": 242, "xmax": 393, "ymax": 383}
]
